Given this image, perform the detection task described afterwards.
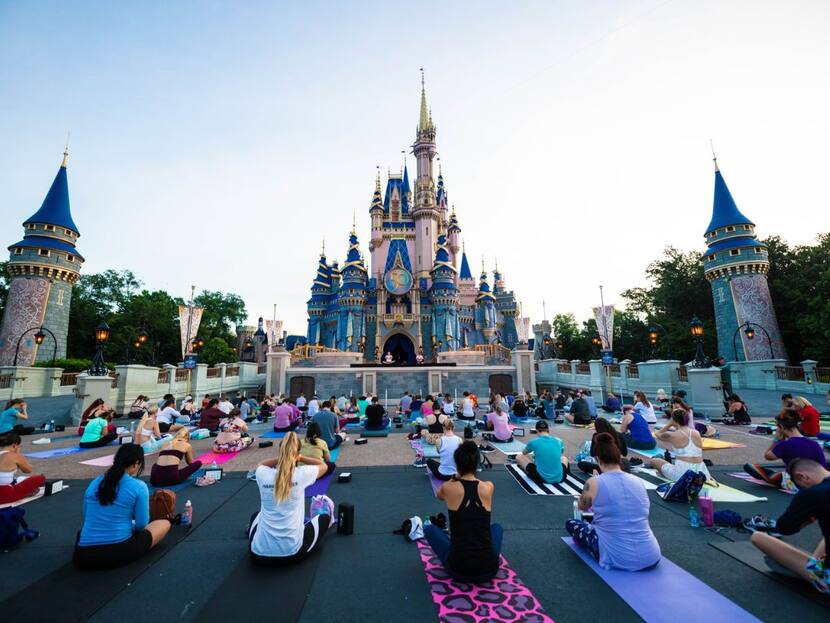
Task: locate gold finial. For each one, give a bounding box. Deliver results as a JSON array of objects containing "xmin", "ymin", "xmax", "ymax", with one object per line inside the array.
[
  {"xmin": 375, "ymin": 166, "xmax": 381, "ymax": 192},
  {"xmin": 321, "ymin": 238, "xmax": 326, "ymax": 257},
  {"xmin": 61, "ymin": 132, "xmax": 70, "ymax": 168},
  {"xmin": 418, "ymin": 68, "xmax": 431, "ymax": 132},
  {"xmin": 710, "ymin": 139, "xmax": 719, "ymax": 171},
  {"xmin": 481, "ymin": 256, "xmax": 485, "ymax": 274},
  {"xmin": 462, "ymin": 239, "xmax": 466, "ymax": 253},
  {"xmin": 401, "ymin": 150, "xmax": 406, "ymax": 173},
  {"xmin": 351, "ymin": 211, "xmax": 356, "ymax": 235}
]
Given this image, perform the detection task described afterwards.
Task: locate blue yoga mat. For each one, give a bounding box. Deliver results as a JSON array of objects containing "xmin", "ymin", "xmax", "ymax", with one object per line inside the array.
[
  {"xmin": 561, "ymin": 537, "xmax": 762, "ymax": 622},
  {"xmin": 25, "ymin": 440, "xmax": 118, "ymax": 459},
  {"xmin": 629, "ymin": 446, "xmax": 665, "ymax": 458},
  {"xmin": 329, "ymin": 447, "xmax": 340, "ymax": 462},
  {"xmin": 261, "ymin": 431, "xmax": 287, "ymax": 439}
]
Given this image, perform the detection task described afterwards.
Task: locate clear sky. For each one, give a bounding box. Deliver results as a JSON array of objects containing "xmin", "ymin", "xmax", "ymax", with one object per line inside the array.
[{"xmin": 2, "ymin": 0, "xmax": 829, "ymax": 335}]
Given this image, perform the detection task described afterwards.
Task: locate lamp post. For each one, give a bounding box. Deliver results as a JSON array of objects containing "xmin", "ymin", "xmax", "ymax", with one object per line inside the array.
[
  {"xmin": 647, "ymin": 323, "xmax": 672, "ymax": 360},
  {"xmin": 89, "ymin": 321, "xmax": 111, "ymax": 376},
  {"xmin": 690, "ymin": 316, "xmax": 709, "ymax": 368},
  {"xmin": 591, "ymin": 336, "xmax": 602, "ymax": 357},
  {"xmin": 124, "ymin": 327, "xmax": 150, "ymax": 364},
  {"xmin": 12, "ymin": 326, "xmax": 58, "ymax": 366},
  {"xmin": 242, "ymin": 336, "xmax": 255, "ymax": 362},
  {"xmin": 732, "ymin": 321, "xmax": 774, "ymax": 361}
]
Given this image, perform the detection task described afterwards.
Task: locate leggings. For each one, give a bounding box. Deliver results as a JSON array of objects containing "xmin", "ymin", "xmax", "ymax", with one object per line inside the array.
[
  {"xmin": 0, "ymin": 474, "xmax": 46, "ymax": 504},
  {"xmin": 525, "ymin": 462, "xmax": 568, "ymax": 486},
  {"xmin": 7, "ymin": 424, "xmax": 36, "ymax": 436},
  {"xmin": 622, "ymin": 433, "xmax": 656, "ymax": 450},
  {"xmin": 423, "ymin": 522, "xmax": 503, "ymax": 582},
  {"xmin": 248, "ymin": 511, "xmax": 331, "ymax": 565},
  {"xmin": 79, "ymin": 432, "xmax": 118, "ymax": 449},
  {"xmin": 426, "ymin": 459, "xmax": 453, "ymax": 481},
  {"xmin": 566, "ymin": 519, "xmax": 599, "ymax": 560},
  {"xmin": 149, "ymin": 460, "xmax": 203, "ymax": 486},
  {"xmin": 743, "ymin": 463, "xmax": 784, "ymax": 487}
]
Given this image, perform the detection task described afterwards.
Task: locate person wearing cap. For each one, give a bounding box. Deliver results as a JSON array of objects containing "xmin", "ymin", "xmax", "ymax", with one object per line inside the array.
[
  {"xmin": 307, "ymin": 395, "xmax": 320, "ymax": 419},
  {"xmin": 516, "ymin": 420, "xmax": 569, "ymax": 486}
]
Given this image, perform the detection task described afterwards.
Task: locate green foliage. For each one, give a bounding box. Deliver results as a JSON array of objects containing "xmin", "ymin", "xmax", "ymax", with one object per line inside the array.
[
  {"xmin": 549, "ymin": 311, "xmax": 651, "ymax": 363},
  {"xmin": 66, "ymin": 270, "xmax": 246, "ymax": 366},
  {"xmin": 199, "ymin": 337, "xmax": 237, "ymax": 366},
  {"xmin": 32, "ymin": 358, "xmax": 115, "ymax": 372},
  {"xmin": 0, "ymin": 261, "xmax": 8, "ymax": 319}
]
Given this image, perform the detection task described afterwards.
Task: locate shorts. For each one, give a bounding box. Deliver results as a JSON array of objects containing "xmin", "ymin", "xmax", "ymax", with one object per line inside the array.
[
  {"xmin": 73, "ymin": 530, "xmax": 153, "ymax": 570},
  {"xmin": 525, "ymin": 463, "xmax": 565, "ymax": 486},
  {"xmin": 659, "ymin": 460, "xmax": 710, "ymax": 483},
  {"xmin": 158, "ymin": 422, "xmax": 172, "ymax": 433}
]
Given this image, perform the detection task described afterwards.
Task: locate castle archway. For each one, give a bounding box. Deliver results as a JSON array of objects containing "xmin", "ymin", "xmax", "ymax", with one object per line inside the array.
[{"xmin": 383, "ymin": 333, "xmax": 416, "ymax": 365}]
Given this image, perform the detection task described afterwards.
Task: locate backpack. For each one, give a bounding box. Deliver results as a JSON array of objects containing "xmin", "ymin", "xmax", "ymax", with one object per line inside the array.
[
  {"xmin": 464, "ymin": 425, "xmax": 475, "ymax": 440},
  {"xmin": 657, "ymin": 470, "xmax": 707, "ymax": 502},
  {"xmin": 310, "ymin": 494, "xmax": 335, "ymax": 521},
  {"xmin": 149, "ymin": 489, "xmax": 177, "ymax": 521},
  {"xmin": 0, "ymin": 507, "xmax": 38, "ymax": 550}
]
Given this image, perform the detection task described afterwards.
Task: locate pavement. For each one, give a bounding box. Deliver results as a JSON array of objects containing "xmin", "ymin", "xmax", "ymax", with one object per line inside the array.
[{"xmin": 3, "ymin": 413, "xmax": 829, "ymax": 622}]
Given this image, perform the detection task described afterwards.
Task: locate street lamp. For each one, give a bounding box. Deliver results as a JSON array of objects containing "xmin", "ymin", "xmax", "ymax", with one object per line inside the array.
[
  {"xmin": 242, "ymin": 336, "xmax": 255, "ymax": 362},
  {"xmin": 192, "ymin": 337, "xmax": 205, "ymax": 351},
  {"xmin": 732, "ymin": 321, "xmax": 774, "ymax": 361},
  {"xmin": 89, "ymin": 321, "xmax": 111, "ymax": 376},
  {"xmin": 690, "ymin": 316, "xmax": 709, "ymax": 368},
  {"xmin": 137, "ymin": 327, "xmax": 149, "ymax": 346},
  {"xmin": 13, "ymin": 326, "xmax": 58, "ymax": 366},
  {"xmin": 591, "ymin": 336, "xmax": 602, "ymax": 356}
]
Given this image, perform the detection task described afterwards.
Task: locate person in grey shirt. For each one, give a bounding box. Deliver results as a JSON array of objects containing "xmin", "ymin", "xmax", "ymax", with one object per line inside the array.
[{"xmin": 312, "ymin": 400, "xmax": 347, "ymax": 449}]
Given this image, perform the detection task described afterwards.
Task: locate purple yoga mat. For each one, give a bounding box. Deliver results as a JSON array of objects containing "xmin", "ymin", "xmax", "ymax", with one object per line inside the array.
[
  {"xmin": 427, "ymin": 472, "xmax": 445, "ymax": 496},
  {"xmin": 561, "ymin": 537, "xmax": 762, "ymax": 622},
  {"xmin": 304, "ymin": 472, "xmax": 334, "ymax": 497}
]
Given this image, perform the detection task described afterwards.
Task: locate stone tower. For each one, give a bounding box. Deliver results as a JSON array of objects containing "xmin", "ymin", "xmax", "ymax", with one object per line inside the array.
[
  {"xmin": 411, "ymin": 73, "xmax": 439, "ymax": 280},
  {"xmin": 0, "ymin": 151, "xmax": 84, "ymax": 365},
  {"xmin": 702, "ymin": 159, "xmax": 786, "ymax": 362}
]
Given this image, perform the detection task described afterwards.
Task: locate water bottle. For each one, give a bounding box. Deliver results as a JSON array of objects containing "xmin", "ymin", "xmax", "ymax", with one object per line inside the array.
[
  {"xmin": 688, "ymin": 496, "xmax": 700, "ymax": 528},
  {"xmin": 211, "ymin": 460, "xmax": 217, "ymax": 471},
  {"xmin": 182, "ymin": 500, "xmax": 192, "ymax": 526},
  {"xmin": 573, "ymin": 498, "xmax": 582, "ymax": 521}
]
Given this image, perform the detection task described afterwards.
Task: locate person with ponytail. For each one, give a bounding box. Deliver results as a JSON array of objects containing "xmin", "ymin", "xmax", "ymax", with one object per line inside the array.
[
  {"xmin": 73, "ymin": 443, "xmax": 170, "ymax": 570},
  {"xmin": 300, "ymin": 421, "xmax": 336, "ymax": 477},
  {"xmin": 150, "ymin": 428, "xmax": 203, "ymax": 486},
  {"xmin": 566, "ymin": 432, "xmax": 661, "ymax": 571},
  {"xmin": 79, "ymin": 409, "xmax": 118, "ymax": 448},
  {"xmin": 646, "ymin": 408, "xmax": 711, "ymax": 482},
  {"xmin": 135, "ymin": 405, "xmax": 174, "ymax": 454},
  {"xmin": 248, "ymin": 432, "xmax": 332, "ymax": 564}
]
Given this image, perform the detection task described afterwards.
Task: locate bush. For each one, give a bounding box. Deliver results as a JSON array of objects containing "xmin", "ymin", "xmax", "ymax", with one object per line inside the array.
[{"xmin": 32, "ymin": 358, "xmax": 115, "ymax": 372}]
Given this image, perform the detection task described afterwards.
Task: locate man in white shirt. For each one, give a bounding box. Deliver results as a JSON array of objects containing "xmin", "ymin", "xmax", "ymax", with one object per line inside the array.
[
  {"xmin": 295, "ymin": 393, "xmax": 307, "ymax": 409},
  {"xmin": 307, "ymin": 396, "xmax": 320, "ymax": 418},
  {"xmin": 336, "ymin": 394, "xmax": 347, "ymax": 412},
  {"xmin": 218, "ymin": 395, "xmax": 233, "ymax": 414}
]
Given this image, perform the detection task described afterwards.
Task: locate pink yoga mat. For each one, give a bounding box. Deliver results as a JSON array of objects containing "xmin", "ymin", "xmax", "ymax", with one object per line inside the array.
[
  {"xmin": 80, "ymin": 454, "xmax": 116, "ymax": 467},
  {"xmin": 195, "ymin": 450, "xmax": 241, "ymax": 465},
  {"xmin": 416, "ymin": 540, "xmax": 555, "ymax": 623},
  {"xmin": 728, "ymin": 472, "xmax": 796, "ymax": 495}
]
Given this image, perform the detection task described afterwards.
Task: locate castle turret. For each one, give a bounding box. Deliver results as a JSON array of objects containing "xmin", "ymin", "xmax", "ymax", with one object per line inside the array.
[
  {"xmin": 411, "ymin": 72, "xmax": 440, "ymax": 280},
  {"xmin": 306, "ymin": 245, "xmax": 332, "ymax": 346},
  {"xmin": 447, "ymin": 207, "xmax": 461, "ymax": 263},
  {"xmin": 0, "ymin": 150, "xmax": 84, "ymax": 365},
  {"xmin": 429, "ymin": 235, "xmax": 459, "ymax": 351},
  {"xmin": 338, "ymin": 230, "xmax": 369, "ymax": 351},
  {"xmin": 476, "ymin": 264, "xmax": 497, "ymax": 343},
  {"xmin": 702, "ymin": 158, "xmax": 787, "ymax": 361}
]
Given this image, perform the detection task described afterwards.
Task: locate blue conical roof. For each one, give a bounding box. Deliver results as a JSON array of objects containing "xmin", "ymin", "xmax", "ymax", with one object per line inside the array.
[
  {"xmin": 23, "ymin": 161, "xmax": 79, "ymax": 234},
  {"xmin": 705, "ymin": 168, "xmax": 753, "ymax": 234},
  {"xmin": 459, "ymin": 252, "xmax": 473, "ymax": 280}
]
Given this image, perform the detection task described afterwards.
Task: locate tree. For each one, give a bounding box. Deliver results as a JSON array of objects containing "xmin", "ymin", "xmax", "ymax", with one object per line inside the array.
[
  {"xmin": 0, "ymin": 261, "xmax": 8, "ymax": 320},
  {"xmin": 199, "ymin": 337, "xmax": 237, "ymax": 366},
  {"xmin": 105, "ymin": 289, "xmax": 183, "ymax": 366},
  {"xmin": 193, "ymin": 290, "xmax": 247, "ymax": 348}
]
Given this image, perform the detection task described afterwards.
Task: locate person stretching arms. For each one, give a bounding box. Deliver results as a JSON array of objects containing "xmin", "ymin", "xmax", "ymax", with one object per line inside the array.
[{"xmin": 0, "ymin": 433, "xmax": 46, "ymax": 504}]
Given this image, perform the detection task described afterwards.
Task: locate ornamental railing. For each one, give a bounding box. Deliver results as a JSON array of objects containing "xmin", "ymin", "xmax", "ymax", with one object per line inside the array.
[
  {"xmin": 816, "ymin": 367, "xmax": 830, "ymax": 383},
  {"xmin": 175, "ymin": 368, "xmax": 189, "ymax": 382},
  {"xmin": 627, "ymin": 364, "xmax": 640, "ymax": 379},
  {"xmin": 677, "ymin": 366, "xmax": 689, "ymax": 382},
  {"xmin": 206, "ymin": 367, "xmax": 221, "ymax": 379},
  {"xmin": 225, "ymin": 366, "xmax": 240, "ymax": 377},
  {"xmin": 775, "ymin": 366, "xmax": 805, "ymax": 381},
  {"xmin": 60, "ymin": 372, "xmax": 80, "ymax": 386},
  {"xmin": 575, "ymin": 363, "xmax": 590, "ymax": 375}
]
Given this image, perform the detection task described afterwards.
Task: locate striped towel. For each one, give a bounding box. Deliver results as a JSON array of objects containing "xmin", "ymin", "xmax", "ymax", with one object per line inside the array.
[{"xmin": 505, "ymin": 464, "xmax": 585, "ymax": 495}]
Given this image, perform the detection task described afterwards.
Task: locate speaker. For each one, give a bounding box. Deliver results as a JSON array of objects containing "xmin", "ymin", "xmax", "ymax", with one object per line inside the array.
[{"xmin": 337, "ymin": 502, "xmax": 354, "ymax": 535}]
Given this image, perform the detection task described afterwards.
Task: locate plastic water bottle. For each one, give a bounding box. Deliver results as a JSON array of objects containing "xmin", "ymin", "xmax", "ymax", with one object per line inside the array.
[
  {"xmin": 49, "ymin": 419, "xmax": 55, "ymax": 432},
  {"xmin": 573, "ymin": 498, "xmax": 582, "ymax": 521},
  {"xmin": 211, "ymin": 460, "xmax": 217, "ymax": 471},
  {"xmin": 688, "ymin": 496, "xmax": 700, "ymax": 528},
  {"xmin": 182, "ymin": 500, "xmax": 192, "ymax": 526}
]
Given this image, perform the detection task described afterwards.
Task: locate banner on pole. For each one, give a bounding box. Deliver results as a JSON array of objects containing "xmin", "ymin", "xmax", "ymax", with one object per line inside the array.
[
  {"xmin": 265, "ymin": 320, "xmax": 283, "ymax": 351},
  {"xmin": 592, "ymin": 305, "xmax": 614, "ymax": 351},
  {"xmin": 517, "ymin": 316, "xmax": 531, "ymax": 343},
  {"xmin": 178, "ymin": 305, "xmax": 204, "ymax": 358}
]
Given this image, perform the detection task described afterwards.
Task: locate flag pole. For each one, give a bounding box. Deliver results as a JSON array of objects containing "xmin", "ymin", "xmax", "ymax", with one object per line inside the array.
[{"xmin": 599, "ymin": 285, "xmax": 612, "ymax": 397}]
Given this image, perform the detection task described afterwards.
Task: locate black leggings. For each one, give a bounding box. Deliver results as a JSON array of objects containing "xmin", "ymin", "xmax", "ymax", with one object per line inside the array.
[
  {"xmin": 622, "ymin": 433, "xmax": 656, "ymax": 450},
  {"xmin": 80, "ymin": 432, "xmax": 118, "ymax": 448},
  {"xmin": 150, "ymin": 460, "xmax": 203, "ymax": 486},
  {"xmin": 73, "ymin": 529, "xmax": 152, "ymax": 570},
  {"xmin": 248, "ymin": 511, "xmax": 331, "ymax": 565},
  {"xmin": 426, "ymin": 458, "xmax": 454, "ymax": 481},
  {"xmin": 525, "ymin": 462, "xmax": 568, "ymax": 486},
  {"xmin": 8, "ymin": 424, "xmax": 35, "ymax": 436}
]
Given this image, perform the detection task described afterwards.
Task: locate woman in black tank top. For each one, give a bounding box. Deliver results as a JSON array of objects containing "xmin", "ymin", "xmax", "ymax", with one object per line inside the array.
[{"xmin": 423, "ymin": 441, "xmax": 502, "ymax": 582}]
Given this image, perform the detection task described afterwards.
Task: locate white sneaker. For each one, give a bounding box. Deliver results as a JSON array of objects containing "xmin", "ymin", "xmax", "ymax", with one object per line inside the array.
[{"xmin": 31, "ymin": 437, "xmax": 51, "ymax": 445}]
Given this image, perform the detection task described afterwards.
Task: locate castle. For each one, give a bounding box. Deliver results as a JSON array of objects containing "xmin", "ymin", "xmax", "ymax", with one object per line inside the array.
[
  {"xmin": 703, "ymin": 158, "xmax": 787, "ymax": 362},
  {"xmin": 305, "ymin": 78, "xmax": 520, "ymax": 363},
  {"xmin": 0, "ymin": 151, "xmax": 83, "ymax": 366}
]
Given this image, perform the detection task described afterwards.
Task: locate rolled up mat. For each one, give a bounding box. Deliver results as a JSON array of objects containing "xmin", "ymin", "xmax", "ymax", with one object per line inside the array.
[
  {"xmin": 562, "ymin": 537, "xmax": 762, "ymax": 622},
  {"xmin": 701, "ymin": 439, "xmax": 745, "ymax": 450},
  {"xmin": 427, "ymin": 471, "xmax": 446, "ymax": 496}
]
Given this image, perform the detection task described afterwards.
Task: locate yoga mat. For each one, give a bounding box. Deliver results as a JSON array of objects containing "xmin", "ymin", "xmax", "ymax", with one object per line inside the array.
[
  {"xmin": 194, "ymin": 450, "xmax": 242, "ymax": 465},
  {"xmin": 260, "ymin": 431, "xmax": 287, "ymax": 439},
  {"xmin": 305, "ymin": 472, "xmax": 334, "ymax": 497},
  {"xmin": 25, "ymin": 446, "xmax": 86, "ymax": 459},
  {"xmin": 562, "ymin": 537, "xmax": 762, "ymax": 622},
  {"xmin": 79, "ymin": 454, "xmax": 117, "ymax": 467},
  {"xmin": 329, "ymin": 447, "xmax": 340, "ymax": 462},
  {"xmin": 702, "ymin": 438, "xmax": 745, "ymax": 450},
  {"xmin": 148, "ymin": 472, "xmax": 202, "ymax": 493},
  {"xmin": 629, "ymin": 446, "xmax": 665, "ymax": 458},
  {"xmin": 427, "ymin": 471, "xmax": 446, "ymax": 496},
  {"xmin": 416, "ymin": 540, "xmax": 555, "ymax": 623},
  {"xmin": 727, "ymin": 472, "xmax": 796, "ymax": 495},
  {"xmin": 0, "ymin": 488, "xmax": 45, "ymax": 508},
  {"xmin": 490, "ymin": 438, "xmax": 526, "ymax": 455},
  {"xmin": 634, "ymin": 468, "xmax": 768, "ymax": 503},
  {"xmin": 709, "ymin": 541, "xmax": 830, "ymax": 607},
  {"xmin": 411, "ymin": 440, "xmax": 439, "ymax": 459},
  {"xmin": 505, "ymin": 464, "xmax": 590, "ymax": 495}
]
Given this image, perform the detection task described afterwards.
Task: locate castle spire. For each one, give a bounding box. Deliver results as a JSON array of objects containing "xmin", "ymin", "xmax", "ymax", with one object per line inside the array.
[
  {"xmin": 23, "ymin": 150, "xmax": 79, "ymax": 234},
  {"xmin": 705, "ymin": 160, "xmax": 754, "ymax": 235},
  {"xmin": 419, "ymin": 68, "xmax": 430, "ymax": 132}
]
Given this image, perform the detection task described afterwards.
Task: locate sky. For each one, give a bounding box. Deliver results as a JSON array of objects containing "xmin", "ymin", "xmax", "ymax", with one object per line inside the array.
[{"xmin": 2, "ymin": 0, "xmax": 829, "ymax": 335}]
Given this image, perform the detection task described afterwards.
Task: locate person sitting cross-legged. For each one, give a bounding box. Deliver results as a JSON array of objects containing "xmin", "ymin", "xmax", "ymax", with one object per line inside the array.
[
  {"xmin": 646, "ymin": 408, "xmax": 710, "ymax": 482},
  {"xmin": 566, "ymin": 432, "xmax": 661, "ymax": 570},
  {"xmin": 248, "ymin": 432, "xmax": 333, "ymax": 565},
  {"xmin": 424, "ymin": 441, "xmax": 503, "ymax": 583},
  {"xmin": 0, "ymin": 399, "xmax": 35, "ymax": 436},
  {"xmin": 312, "ymin": 400, "xmax": 347, "ymax": 450},
  {"xmin": 135, "ymin": 407, "xmax": 173, "ymax": 454},
  {"xmin": 517, "ymin": 420, "xmax": 569, "ymax": 485},
  {"xmin": 80, "ymin": 409, "xmax": 119, "ymax": 449},
  {"xmin": 751, "ymin": 458, "xmax": 830, "ymax": 594},
  {"xmin": 0, "ymin": 433, "xmax": 46, "ymax": 504},
  {"xmin": 564, "ymin": 391, "xmax": 592, "ymax": 426},
  {"xmin": 618, "ymin": 404, "xmax": 656, "ymax": 450},
  {"xmin": 427, "ymin": 418, "xmax": 462, "ymax": 482},
  {"xmin": 743, "ymin": 408, "xmax": 827, "ymax": 488},
  {"xmin": 212, "ymin": 408, "xmax": 253, "ymax": 453},
  {"xmin": 73, "ymin": 444, "xmax": 171, "ymax": 570},
  {"xmin": 485, "ymin": 401, "xmax": 513, "ymax": 442},
  {"xmin": 578, "ymin": 417, "xmax": 629, "ymax": 475},
  {"xmin": 364, "ymin": 396, "xmax": 389, "ymax": 431},
  {"xmin": 300, "ymin": 422, "xmax": 336, "ymax": 478},
  {"xmin": 149, "ymin": 428, "xmax": 203, "ymax": 487}
]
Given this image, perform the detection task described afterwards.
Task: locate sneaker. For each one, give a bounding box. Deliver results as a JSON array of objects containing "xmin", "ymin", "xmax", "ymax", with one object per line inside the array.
[
  {"xmin": 246, "ymin": 469, "xmax": 257, "ymax": 481},
  {"xmin": 743, "ymin": 515, "xmax": 781, "ymax": 536},
  {"xmin": 478, "ymin": 444, "xmax": 496, "ymax": 454},
  {"xmin": 31, "ymin": 437, "xmax": 51, "ymax": 445},
  {"xmin": 412, "ymin": 458, "xmax": 427, "ymax": 468}
]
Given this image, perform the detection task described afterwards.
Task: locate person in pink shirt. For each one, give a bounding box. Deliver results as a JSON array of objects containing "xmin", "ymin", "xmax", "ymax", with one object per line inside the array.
[
  {"xmin": 486, "ymin": 402, "xmax": 513, "ymax": 442},
  {"xmin": 273, "ymin": 400, "xmax": 301, "ymax": 432}
]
